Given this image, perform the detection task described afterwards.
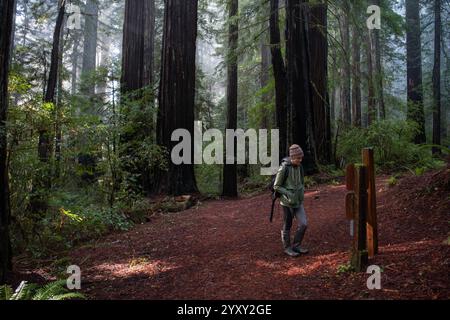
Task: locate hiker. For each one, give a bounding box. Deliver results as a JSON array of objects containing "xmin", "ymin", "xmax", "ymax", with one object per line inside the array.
[{"xmin": 273, "ymin": 144, "xmax": 309, "ymax": 257}]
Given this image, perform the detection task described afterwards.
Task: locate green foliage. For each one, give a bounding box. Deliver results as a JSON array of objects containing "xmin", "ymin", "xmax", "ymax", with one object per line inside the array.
[
  {"xmin": 387, "ymin": 176, "xmax": 398, "ymax": 187},
  {"xmin": 196, "ymin": 163, "xmax": 222, "ymax": 196},
  {"xmin": 337, "ymin": 120, "xmax": 444, "ymax": 172},
  {"xmin": 0, "ymin": 280, "xmax": 85, "ymax": 301},
  {"xmin": 336, "ymin": 263, "xmax": 355, "ymax": 274},
  {"xmin": 303, "ymin": 176, "xmax": 317, "ymax": 189}
]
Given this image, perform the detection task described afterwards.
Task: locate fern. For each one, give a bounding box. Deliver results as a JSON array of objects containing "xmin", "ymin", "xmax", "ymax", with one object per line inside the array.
[
  {"xmin": 0, "ymin": 280, "xmax": 86, "ymax": 301},
  {"xmin": 32, "ymin": 280, "xmax": 85, "ymax": 300},
  {"xmin": 0, "ymin": 285, "xmax": 13, "ymax": 300},
  {"xmin": 11, "ymin": 281, "xmax": 39, "ymax": 300}
]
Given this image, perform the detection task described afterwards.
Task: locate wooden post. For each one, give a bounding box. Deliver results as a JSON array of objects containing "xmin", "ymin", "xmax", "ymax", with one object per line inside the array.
[
  {"xmin": 363, "ymin": 148, "xmax": 378, "ymax": 257},
  {"xmin": 345, "ymin": 164, "xmax": 356, "ymax": 238},
  {"xmin": 351, "ymin": 165, "xmax": 369, "ymax": 272}
]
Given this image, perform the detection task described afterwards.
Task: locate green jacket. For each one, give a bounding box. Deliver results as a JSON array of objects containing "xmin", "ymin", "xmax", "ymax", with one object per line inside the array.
[{"xmin": 273, "ymin": 158, "xmax": 305, "ymax": 208}]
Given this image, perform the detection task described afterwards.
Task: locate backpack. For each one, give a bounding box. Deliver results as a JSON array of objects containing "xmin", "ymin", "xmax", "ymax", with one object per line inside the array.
[{"xmin": 268, "ymin": 157, "xmax": 291, "ymax": 222}]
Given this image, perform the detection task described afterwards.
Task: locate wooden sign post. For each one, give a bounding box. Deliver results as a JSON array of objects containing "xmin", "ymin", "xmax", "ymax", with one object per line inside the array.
[
  {"xmin": 345, "ymin": 164, "xmax": 356, "ymax": 236},
  {"xmin": 363, "ymin": 148, "xmax": 378, "ymax": 257},
  {"xmin": 345, "ymin": 163, "xmax": 370, "ymax": 272},
  {"xmin": 344, "ymin": 148, "xmax": 379, "ymax": 271},
  {"xmin": 351, "ymin": 165, "xmax": 369, "ymax": 272}
]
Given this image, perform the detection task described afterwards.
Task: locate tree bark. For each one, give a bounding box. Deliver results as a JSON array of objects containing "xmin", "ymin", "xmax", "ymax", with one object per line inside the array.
[
  {"xmin": 31, "ymin": 0, "xmax": 66, "ymax": 213},
  {"xmin": 432, "ymin": 0, "xmax": 441, "ymax": 154},
  {"xmin": 121, "ymin": 0, "xmax": 156, "ymax": 194},
  {"xmin": 121, "ymin": 0, "xmax": 155, "ymax": 94},
  {"xmin": 351, "ymin": 9, "xmax": 362, "ymax": 128},
  {"xmin": 81, "ymin": 0, "xmax": 98, "ymax": 97},
  {"xmin": 222, "ymin": 0, "xmax": 239, "ymax": 198},
  {"xmin": 156, "ymin": 0, "xmax": 199, "ymax": 195},
  {"xmin": 366, "ymin": 28, "xmax": 376, "ymax": 126},
  {"xmin": 260, "ymin": 31, "xmax": 271, "ymax": 129},
  {"xmin": 269, "ymin": 0, "xmax": 287, "ymax": 160},
  {"xmin": 309, "ymin": 2, "xmax": 331, "ymax": 163},
  {"xmin": 339, "ymin": 1, "xmax": 351, "ymax": 126},
  {"xmin": 372, "ymin": 0, "xmax": 385, "ymax": 120},
  {"xmin": 55, "ymin": 13, "xmax": 67, "ymax": 179},
  {"xmin": 286, "ymin": 0, "xmax": 318, "ymax": 174},
  {"xmin": 406, "ymin": 0, "xmax": 426, "ymax": 144},
  {"xmin": 0, "ymin": 0, "xmax": 15, "ymax": 284},
  {"xmin": 71, "ymin": 31, "xmax": 81, "ymax": 95}
]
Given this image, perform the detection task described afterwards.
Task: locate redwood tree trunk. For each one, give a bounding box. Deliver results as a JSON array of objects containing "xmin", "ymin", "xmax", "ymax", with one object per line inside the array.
[
  {"xmin": 31, "ymin": 0, "xmax": 66, "ymax": 213},
  {"xmin": 366, "ymin": 28, "xmax": 376, "ymax": 126},
  {"xmin": 81, "ymin": 0, "xmax": 98, "ymax": 96},
  {"xmin": 121, "ymin": 0, "xmax": 155, "ymax": 94},
  {"xmin": 351, "ymin": 23, "xmax": 362, "ymax": 127},
  {"xmin": 406, "ymin": 0, "xmax": 426, "ymax": 144},
  {"xmin": 156, "ymin": 0, "xmax": 198, "ymax": 195},
  {"xmin": 286, "ymin": 0, "xmax": 317, "ymax": 174},
  {"xmin": 260, "ymin": 32, "xmax": 271, "ymax": 129},
  {"xmin": 339, "ymin": 1, "xmax": 351, "ymax": 126},
  {"xmin": 71, "ymin": 31, "xmax": 81, "ymax": 95},
  {"xmin": 0, "ymin": 0, "xmax": 15, "ymax": 284},
  {"xmin": 372, "ymin": 0, "xmax": 385, "ymax": 120},
  {"xmin": 121, "ymin": 0, "xmax": 156, "ymax": 194},
  {"xmin": 222, "ymin": 0, "xmax": 238, "ymax": 198},
  {"xmin": 309, "ymin": 2, "xmax": 331, "ymax": 163},
  {"xmin": 432, "ymin": 0, "xmax": 441, "ymax": 154},
  {"xmin": 269, "ymin": 0, "xmax": 287, "ymax": 160}
]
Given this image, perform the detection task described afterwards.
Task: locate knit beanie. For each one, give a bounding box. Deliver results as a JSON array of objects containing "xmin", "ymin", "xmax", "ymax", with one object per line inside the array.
[{"xmin": 289, "ymin": 144, "xmax": 304, "ymax": 158}]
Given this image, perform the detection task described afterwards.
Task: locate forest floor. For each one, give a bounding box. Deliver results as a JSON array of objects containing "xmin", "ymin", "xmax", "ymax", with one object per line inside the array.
[{"xmin": 12, "ymin": 164, "xmax": 450, "ymax": 300}]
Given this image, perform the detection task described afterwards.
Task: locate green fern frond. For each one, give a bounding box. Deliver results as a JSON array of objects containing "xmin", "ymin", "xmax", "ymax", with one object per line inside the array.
[
  {"xmin": 48, "ymin": 292, "xmax": 86, "ymax": 300},
  {"xmin": 11, "ymin": 281, "xmax": 39, "ymax": 300},
  {"xmin": 2, "ymin": 279, "xmax": 86, "ymax": 300},
  {"xmin": 0, "ymin": 285, "xmax": 14, "ymax": 300},
  {"xmin": 32, "ymin": 280, "xmax": 69, "ymax": 300}
]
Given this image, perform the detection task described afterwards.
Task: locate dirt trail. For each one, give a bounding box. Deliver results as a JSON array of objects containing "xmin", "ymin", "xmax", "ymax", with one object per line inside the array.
[{"xmin": 63, "ymin": 176, "xmax": 449, "ymax": 300}]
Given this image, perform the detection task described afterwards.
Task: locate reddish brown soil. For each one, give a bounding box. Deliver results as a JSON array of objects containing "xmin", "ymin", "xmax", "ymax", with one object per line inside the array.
[{"xmin": 13, "ymin": 168, "xmax": 450, "ymax": 300}]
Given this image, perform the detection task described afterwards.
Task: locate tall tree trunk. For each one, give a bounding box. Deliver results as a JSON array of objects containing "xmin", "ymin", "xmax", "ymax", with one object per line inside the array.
[
  {"xmin": 9, "ymin": 0, "xmax": 16, "ymax": 65},
  {"xmin": 71, "ymin": 31, "xmax": 81, "ymax": 95},
  {"xmin": 156, "ymin": 0, "xmax": 198, "ymax": 195},
  {"xmin": 78, "ymin": 0, "xmax": 98, "ymax": 184},
  {"xmin": 366, "ymin": 28, "xmax": 376, "ymax": 126},
  {"xmin": 339, "ymin": 1, "xmax": 351, "ymax": 126},
  {"xmin": 121, "ymin": 0, "xmax": 156, "ymax": 194},
  {"xmin": 329, "ymin": 42, "xmax": 337, "ymax": 125},
  {"xmin": 260, "ymin": 31, "xmax": 271, "ymax": 129},
  {"xmin": 432, "ymin": 0, "xmax": 441, "ymax": 154},
  {"xmin": 372, "ymin": 0, "xmax": 385, "ymax": 119},
  {"xmin": 98, "ymin": 35, "xmax": 111, "ymax": 100},
  {"xmin": 0, "ymin": 0, "xmax": 15, "ymax": 284},
  {"xmin": 55, "ymin": 14, "xmax": 66, "ymax": 179},
  {"xmin": 22, "ymin": 0, "xmax": 29, "ymax": 46},
  {"xmin": 351, "ymin": 18, "xmax": 362, "ymax": 127},
  {"xmin": 31, "ymin": 0, "xmax": 66, "ymax": 213},
  {"xmin": 222, "ymin": 0, "xmax": 238, "ymax": 198},
  {"xmin": 143, "ymin": 0, "xmax": 155, "ymax": 89},
  {"xmin": 81, "ymin": 0, "xmax": 98, "ymax": 97},
  {"xmin": 406, "ymin": 0, "xmax": 426, "ymax": 144},
  {"xmin": 269, "ymin": 0, "xmax": 287, "ymax": 160},
  {"xmin": 309, "ymin": 2, "xmax": 331, "ymax": 163},
  {"xmin": 286, "ymin": 0, "xmax": 317, "ymax": 174},
  {"xmin": 121, "ymin": 0, "xmax": 155, "ymax": 93}
]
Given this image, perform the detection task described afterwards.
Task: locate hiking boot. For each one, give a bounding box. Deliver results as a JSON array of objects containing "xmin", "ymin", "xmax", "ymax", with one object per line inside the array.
[
  {"xmin": 284, "ymin": 247, "xmax": 300, "ymax": 257},
  {"xmin": 281, "ymin": 231, "xmax": 291, "ymax": 249},
  {"xmin": 293, "ymin": 246, "xmax": 309, "ymax": 254}
]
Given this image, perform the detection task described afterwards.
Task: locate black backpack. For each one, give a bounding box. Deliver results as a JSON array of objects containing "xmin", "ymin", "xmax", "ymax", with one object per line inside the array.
[{"xmin": 268, "ymin": 157, "xmax": 291, "ymax": 222}]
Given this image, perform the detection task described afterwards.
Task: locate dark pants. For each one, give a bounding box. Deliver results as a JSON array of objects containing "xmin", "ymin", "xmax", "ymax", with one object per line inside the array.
[{"xmin": 281, "ymin": 204, "xmax": 308, "ymax": 248}]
